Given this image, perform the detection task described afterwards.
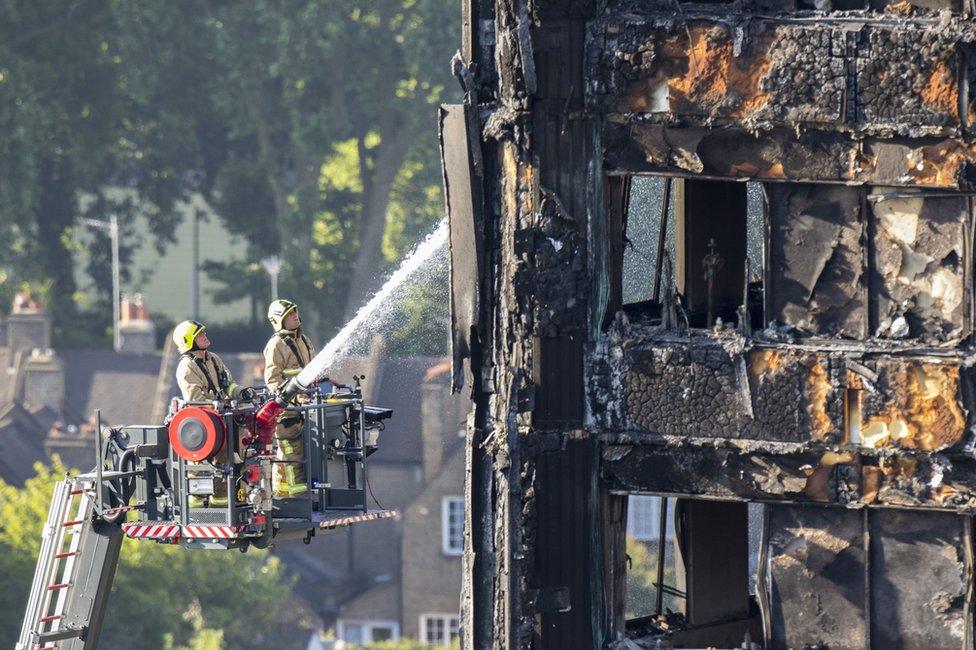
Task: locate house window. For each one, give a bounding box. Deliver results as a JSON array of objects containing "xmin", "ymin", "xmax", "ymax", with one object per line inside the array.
[
  {"xmin": 442, "ymin": 496, "xmax": 464, "ymax": 555},
  {"xmin": 627, "ymin": 495, "xmax": 661, "ymax": 542},
  {"xmin": 421, "ymin": 613, "xmax": 460, "ymax": 646},
  {"xmin": 336, "ymin": 619, "xmax": 399, "ymax": 644}
]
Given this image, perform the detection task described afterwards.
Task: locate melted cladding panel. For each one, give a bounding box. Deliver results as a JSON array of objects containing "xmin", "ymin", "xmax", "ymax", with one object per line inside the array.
[{"xmin": 768, "ymin": 507, "xmax": 973, "ymax": 650}]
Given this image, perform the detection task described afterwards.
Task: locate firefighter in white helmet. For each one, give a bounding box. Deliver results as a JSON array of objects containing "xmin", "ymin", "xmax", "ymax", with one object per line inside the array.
[
  {"xmin": 172, "ymin": 320, "xmax": 255, "ymax": 507},
  {"xmin": 263, "ymin": 300, "xmax": 315, "ymax": 498}
]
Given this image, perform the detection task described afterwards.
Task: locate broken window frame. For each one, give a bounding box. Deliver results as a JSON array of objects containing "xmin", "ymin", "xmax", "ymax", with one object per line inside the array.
[
  {"xmin": 608, "ymin": 172, "xmax": 767, "ymax": 332},
  {"xmin": 621, "ymin": 493, "xmax": 758, "ymax": 644}
]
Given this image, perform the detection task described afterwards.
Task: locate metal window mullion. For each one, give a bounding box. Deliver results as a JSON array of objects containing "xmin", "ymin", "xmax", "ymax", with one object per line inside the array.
[{"xmin": 863, "ymin": 507, "xmax": 871, "ymax": 650}]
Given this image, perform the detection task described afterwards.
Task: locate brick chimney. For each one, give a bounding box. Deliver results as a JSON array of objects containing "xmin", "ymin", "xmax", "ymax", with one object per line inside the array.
[
  {"xmin": 420, "ymin": 362, "xmax": 452, "ymax": 482},
  {"xmin": 118, "ymin": 293, "xmax": 157, "ymax": 354},
  {"xmin": 5, "ymin": 292, "xmax": 63, "ymax": 412},
  {"xmin": 6, "ymin": 291, "xmax": 51, "ymax": 353},
  {"xmin": 20, "ymin": 348, "xmax": 64, "ymax": 412}
]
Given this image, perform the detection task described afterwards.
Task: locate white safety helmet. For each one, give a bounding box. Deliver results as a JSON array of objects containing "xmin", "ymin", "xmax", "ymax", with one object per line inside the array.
[{"xmin": 267, "ymin": 299, "xmax": 298, "ymax": 331}]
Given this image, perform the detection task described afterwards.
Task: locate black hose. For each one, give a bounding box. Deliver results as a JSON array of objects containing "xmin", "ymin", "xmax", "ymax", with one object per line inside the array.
[
  {"xmin": 103, "ymin": 448, "xmax": 136, "ymax": 523},
  {"xmin": 119, "ymin": 449, "xmax": 137, "ymax": 502}
]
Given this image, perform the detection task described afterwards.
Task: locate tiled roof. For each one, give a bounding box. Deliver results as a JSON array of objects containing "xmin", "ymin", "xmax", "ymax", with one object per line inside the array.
[
  {"xmin": 59, "ymin": 350, "xmax": 163, "ymax": 426},
  {"xmin": 343, "ymin": 355, "xmax": 450, "ymax": 465},
  {"xmin": 1, "ymin": 343, "xmax": 456, "ymax": 480},
  {"xmin": 0, "ymin": 402, "xmax": 53, "ymax": 485},
  {"xmin": 0, "ymin": 347, "xmax": 17, "ymax": 402}
]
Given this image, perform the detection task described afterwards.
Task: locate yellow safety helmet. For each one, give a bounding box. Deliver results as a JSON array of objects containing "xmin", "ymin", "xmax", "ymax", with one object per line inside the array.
[
  {"xmin": 172, "ymin": 320, "xmax": 206, "ymax": 354},
  {"xmin": 268, "ymin": 299, "xmax": 298, "ymax": 331}
]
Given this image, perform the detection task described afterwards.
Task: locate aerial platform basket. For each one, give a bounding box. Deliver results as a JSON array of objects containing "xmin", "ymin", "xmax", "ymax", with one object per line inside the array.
[{"xmin": 18, "ymin": 381, "xmax": 395, "ymax": 649}]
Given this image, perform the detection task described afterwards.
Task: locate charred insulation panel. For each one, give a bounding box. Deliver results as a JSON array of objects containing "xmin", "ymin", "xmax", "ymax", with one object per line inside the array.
[
  {"xmin": 768, "ymin": 184, "xmax": 866, "ymax": 338},
  {"xmin": 597, "ymin": 327, "xmax": 969, "ymax": 451},
  {"xmin": 767, "ymin": 505, "xmax": 972, "ymax": 650},
  {"xmin": 868, "ymin": 509, "xmax": 970, "ymax": 649},
  {"xmin": 616, "ymin": 343, "xmax": 837, "ymax": 443},
  {"xmin": 587, "ymin": 19, "xmax": 845, "ymax": 126},
  {"xmin": 587, "ymin": 10, "xmax": 971, "ymax": 135},
  {"xmin": 768, "ymin": 505, "xmax": 868, "ymax": 650},
  {"xmin": 870, "ymin": 190, "xmax": 968, "ymax": 342}
]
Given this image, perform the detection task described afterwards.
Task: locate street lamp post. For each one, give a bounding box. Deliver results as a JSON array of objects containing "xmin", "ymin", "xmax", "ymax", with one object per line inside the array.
[
  {"xmin": 81, "ymin": 216, "xmax": 121, "ymax": 351},
  {"xmin": 261, "ymin": 256, "xmax": 281, "ymax": 301},
  {"xmin": 190, "ymin": 209, "xmax": 200, "ymax": 320}
]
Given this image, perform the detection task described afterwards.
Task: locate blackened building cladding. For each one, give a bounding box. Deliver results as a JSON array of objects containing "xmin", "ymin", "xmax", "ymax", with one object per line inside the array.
[{"xmin": 443, "ymin": 0, "xmax": 976, "ymax": 648}]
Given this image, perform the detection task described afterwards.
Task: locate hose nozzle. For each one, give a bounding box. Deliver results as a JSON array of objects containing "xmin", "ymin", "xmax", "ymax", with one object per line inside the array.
[{"xmin": 254, "ymin": 377, "xmax": 309, "ymax": 440}]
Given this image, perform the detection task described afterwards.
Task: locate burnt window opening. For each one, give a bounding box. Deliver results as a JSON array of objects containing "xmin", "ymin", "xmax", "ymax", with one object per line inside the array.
[
  {"xmin": 621, "ymin": 176, "xmax": 678, "ymax": 308},
  {"xmin": 798, "ymin": 0, "xmax": 866, "ymax": 8},
  {"xmin": 623, "ymin": 496, "xmax": 762, "ymax": 644},
  {"xmin": 616, "ymin": 176, "xmax": 765, "ymax": 330},
  {"xmin": 624, "ymin": 495, "xmax": 682, "ymax": 619}
]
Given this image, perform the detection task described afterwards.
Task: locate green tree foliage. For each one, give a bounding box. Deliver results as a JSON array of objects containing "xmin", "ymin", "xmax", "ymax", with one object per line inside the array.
[
  {"xmin": 0, "ymin": 1, "xmax": 456, "ymax": 347},
  {"xmin": 0, "ymin": 3, "xmax": 189, "ymax": 343},
  {"xmin": 0, "ymin": 459, "xmax": 312, "ymax": 649},
  {"xmin": 625, "ymin": 535, "xmax": 679, "ymax": 619},
  {"xmin": 109, "ymin": 0, "xmax": 456, "ymax": 337},
  {"xmin": 387, "ymin": 248, "xmax": 448, "ymax": 356}
]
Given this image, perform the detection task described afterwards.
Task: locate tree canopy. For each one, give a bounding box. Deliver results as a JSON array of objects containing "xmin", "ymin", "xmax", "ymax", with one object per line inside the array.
[{"xmin": 0, "ymin": 0, "xmax": 456, "ymax": 346}]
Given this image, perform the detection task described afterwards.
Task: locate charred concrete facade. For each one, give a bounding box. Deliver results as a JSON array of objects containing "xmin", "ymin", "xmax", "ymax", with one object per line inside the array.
[{"xmin": 443, "ymin": 0, "xmax": 976, "ymax": 648}]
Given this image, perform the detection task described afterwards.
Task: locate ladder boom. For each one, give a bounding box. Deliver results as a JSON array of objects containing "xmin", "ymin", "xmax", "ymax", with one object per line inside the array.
[{"xmin": 17, "ymin": 478, "xmax": 122, "ymax": 650}]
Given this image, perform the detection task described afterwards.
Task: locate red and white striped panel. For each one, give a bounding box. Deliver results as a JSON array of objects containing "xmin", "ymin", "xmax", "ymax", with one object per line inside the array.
[
  {"xmin": 316, "ymin": 510, "xmax": 397, "ymax": 530},
  {"xmin": 181, "ymin": 525, "xmax": 246, "ymax": 539},
  {"xmin": 122, "ymin": 523, "xmax": 180, "ymax": 539}
]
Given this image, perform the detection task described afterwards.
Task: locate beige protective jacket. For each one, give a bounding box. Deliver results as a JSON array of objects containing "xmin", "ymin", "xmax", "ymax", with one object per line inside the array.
[
  {"xmin": 263, "ymin": 329, "xmax": 315, "ymax": 394},
  {"xmin": 176, "ymin": 351, "xmax": 243, "ymax": 402}
]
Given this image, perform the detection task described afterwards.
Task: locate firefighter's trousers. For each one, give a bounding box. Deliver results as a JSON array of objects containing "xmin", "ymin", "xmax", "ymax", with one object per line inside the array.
[{"xmin": 273, "ymin": 415, "xmax": 307, "ymax": 497}]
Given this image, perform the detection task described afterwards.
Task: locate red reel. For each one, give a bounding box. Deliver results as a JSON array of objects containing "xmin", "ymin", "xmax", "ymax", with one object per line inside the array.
[{"xmin": 168, "ymin": 406, "xmax": 226, "ymax": 462}]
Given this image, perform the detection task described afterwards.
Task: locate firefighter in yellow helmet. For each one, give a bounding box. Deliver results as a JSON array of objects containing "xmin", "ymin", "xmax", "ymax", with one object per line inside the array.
[
  {"xmin": 173, "ymin": 320, "xmax": 254, "ymax": 403},
  {"xmin": 263, "ymin": 300, "xmax": 315, "ymax": 498},
  {"xmin": 172, "ymin": 320, "xmax": 255, "ymax": 507}
]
